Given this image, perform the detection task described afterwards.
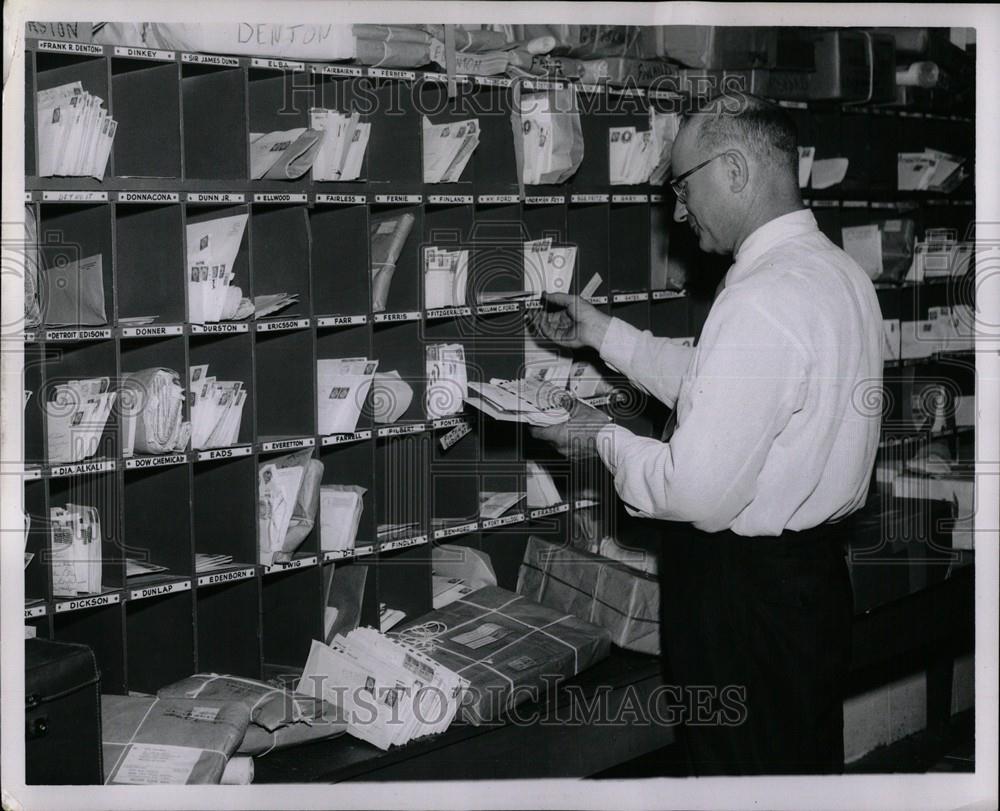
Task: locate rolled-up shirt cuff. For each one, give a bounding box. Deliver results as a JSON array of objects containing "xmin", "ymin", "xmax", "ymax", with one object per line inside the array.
[
  {"xmin": 598, "ymin": 317, "xmax": 641, "ymax": 375},
  {"xmin": 595, "ymin": 422, "xmax": 632, "ymax": 475}
]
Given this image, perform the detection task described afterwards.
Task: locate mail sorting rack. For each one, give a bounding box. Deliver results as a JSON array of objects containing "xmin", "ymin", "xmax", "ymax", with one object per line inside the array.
[{"xmin": 22, "ymin": 35, "xmax": 975, "ymax": 694}]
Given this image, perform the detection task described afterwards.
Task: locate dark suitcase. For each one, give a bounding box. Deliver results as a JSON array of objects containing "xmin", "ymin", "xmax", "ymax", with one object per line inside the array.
[{"xmin": 25, "ymin": 638, "xmax": 103, "ymax": 785}]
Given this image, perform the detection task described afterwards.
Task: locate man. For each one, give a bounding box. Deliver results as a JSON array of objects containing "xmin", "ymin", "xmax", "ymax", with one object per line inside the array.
[{"xmin": 528, "ymin": 93, "xmax": 883, "ymax": 775}]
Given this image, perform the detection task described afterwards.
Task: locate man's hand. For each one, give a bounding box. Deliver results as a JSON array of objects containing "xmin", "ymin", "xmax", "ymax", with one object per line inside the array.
[
  {"xmin": 525, "ymin": 292, "xmax": 612, "ymax": 351},
  {"xmin": 529, "ymin": 400, "xmax": 613, "ymax": 461}
]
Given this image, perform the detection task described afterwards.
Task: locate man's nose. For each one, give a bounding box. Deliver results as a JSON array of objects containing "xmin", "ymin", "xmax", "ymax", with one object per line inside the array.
[{"xmin": 673, "ymin": 196, "xmax": 688, "ymax": 223}]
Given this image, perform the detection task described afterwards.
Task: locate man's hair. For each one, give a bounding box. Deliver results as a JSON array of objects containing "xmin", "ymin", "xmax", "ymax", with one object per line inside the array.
[{"xmin": 680, "ymin": 93, "xmax": 799, "ymax": 179}]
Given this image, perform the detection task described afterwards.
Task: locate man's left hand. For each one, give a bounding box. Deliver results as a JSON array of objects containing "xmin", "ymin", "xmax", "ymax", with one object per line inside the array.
[{"xmin": 529, "ymin": 400, "xmax": 612, "ymax": 460}]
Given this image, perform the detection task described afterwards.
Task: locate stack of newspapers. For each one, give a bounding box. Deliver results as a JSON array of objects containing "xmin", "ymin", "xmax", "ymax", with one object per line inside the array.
[
  {"xmin": 36, "ymin": 82, "xmax": 117, "ymax": 178},
  {"xmin": 299, "ymin": 629, "xmax": 469, "ymax": 750},
  {"xmin": 189, "ymin": 365, "xmax": 247, "ymax": 449},
  {"xmin": 422, "ymin": 117, "xmax": 479, "ymax": 183}
]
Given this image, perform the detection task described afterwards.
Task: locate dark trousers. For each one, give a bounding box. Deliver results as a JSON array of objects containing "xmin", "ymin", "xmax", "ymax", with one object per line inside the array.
[{"xmin": 657, "ymin": 520, "xmax": 854, "ymax": 775}]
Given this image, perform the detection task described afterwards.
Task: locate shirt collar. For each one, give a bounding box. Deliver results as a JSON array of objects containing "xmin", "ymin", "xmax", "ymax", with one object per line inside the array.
[{"xmin": 726, "ymin": 208, "xmax": 818, "ymax": 286}]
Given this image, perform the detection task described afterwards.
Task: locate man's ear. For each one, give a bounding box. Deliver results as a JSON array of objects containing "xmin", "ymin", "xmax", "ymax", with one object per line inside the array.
[{"xmin": 724, "ymin": 150, "xmax": 750, "ymax": 194}]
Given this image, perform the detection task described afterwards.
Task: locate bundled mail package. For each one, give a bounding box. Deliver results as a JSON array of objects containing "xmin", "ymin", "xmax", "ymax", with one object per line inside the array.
[
  {"xmin": 317, "ymin": 358, "xmax": 379, "ymax": 434},
  {"xmin": 186, "ymin": 214, "xmax": 249, "ymax": 324},
  {"xmin": 841, "ymin": 219, "xmax": 917, "ymax": 283},
  {"xmin": 299, "ymin": 630, "xmax": 469, "ymax": 749},
  {"xmin": 258, "ymin": 449, "xmax": 323, "ymax": 565},
  {"xmin": 188, "ymin": 364, "xmax": 247, "ymax": 449},
  {"xmin": 423, "ymin": 246, "xmax": 469, "ymax": 310},
  {"xmin": 897, "ymin": 149, "xmax": 967, "ymax": 193},
  {"xmin": 42, "ymin": 253, "xmax": 107, "ymax": 326},
  {"xmin": 609, "ymin": 109, "xmax": 677, "ymax": 185},
  {"xmin": 425, "ymin": 343, "xmax": 468, "ymax": 419},
  {"xmin": 516, "ymin": 90, "xmax": 584, "ymax": 185},
  {"xmin": 310, "ymin": 109, "xmax": 371, "ymax": 181},
  {"xmin": 320, "ymin": 485, "xmax": 366, "ymax": 553},
  {"xmin": 400, "ymin": 585, "xmax": 611, "ymax": 725},
  {"xmin": 517, "ymin": 536, "xmax": 660, "ymax": 656},
  {"xmin": 50, "ymin": 504, "xmax": 103, "ymax": 597},
  {"xmin": 158, "ymin": 673, "xmax": 336, "ymax": 732},
  {"xmin": 250, "ymin": 128, "xmax": 325, "ymax": 180},
  {"xmin": 101, "ymin": 694, "xmax": 248, "ymax": 785},
  {"xmin": 45, "ymin": 377, "xmax": 116, "ymax": 464},
  {"xmin": 422, "ymin": 117, "xmax": 480, "ymax": 183},
  {"xmin": 119, "ymin": 368, "xmax": 190, "ymax": 456},
  {"xmin": 36, "ymin": 82, "xmax": 116, "ymax": 179},
  {"xmin": 370, "ymin": 212, "xmax": 416, "ymax": 312},
  {"xmin": 523, "ymin": 238, "xmax": 577, "ymax": 297},
  {"xmin": 465, "ymin": 378, "xmax": 572, "ymax": 427}
]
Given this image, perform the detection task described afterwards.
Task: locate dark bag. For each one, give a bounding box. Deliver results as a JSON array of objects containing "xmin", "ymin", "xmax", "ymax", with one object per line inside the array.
[{"xmin": 25, "ymin": 638, "xmax": 103, "ymax": 784}]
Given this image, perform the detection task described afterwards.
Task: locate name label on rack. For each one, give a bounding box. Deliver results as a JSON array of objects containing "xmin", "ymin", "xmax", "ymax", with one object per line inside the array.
[
  {"xmin": 42, "ymin": 191, "xmax": 108, "ymax": 202},
  {"xmin": 37, "ymin": 40, "xmax": 103, "ymax": 55},
  {"xmin": 581, "ymin": 395, "xmax": 611, "ymax": 407},
  {"xmin": 24, "ymin": 467, "xmax": 43, "ymax": 480},
  {"xmin": 44, "ymin": 328, "xmax": 112, "ymax": 341},
  {"xmin": 261, "ymin": 437, "xmax": 315, "ymax": 452},
  {"xmin": 197, "ymin": 567, "xmax": 256, "ymax": 587},
  {"xmin": 55, "ymin": 593, "xmax": 120, "ymax": 613},
  {"xmin": 476, "ymin": 302, "xmax": 520, "ymax": 315},
  {"xmin": 49, "ymin": 459, "xmax": 117, "ymax": 477},
  {"xmin": 433, "ymin": 522, "xmax": 479, "ymax": 540},
  {"xmin": 477, "ymin": 194, "xmax": 519, "ymax": 204},
  {"xmin": 182, "ymin": 53, "xmax": 240, "ymax": 67},
  {"xmin": 314, "ymin": 64, "xmax": 364, "ymax": 77},
  {"xmin": 315, "ymin": 194, "xmax": 366, "ymax": 204},
  {"xmin": 574, "ymin": 499, "xmax": 598, "ymax": 509},
  {"xmin": 25, "ymin": 605, "xmax": 47, "ymax": 619},
  {"xmin": 117, "ymin": 191, "xmax": 180, "ymax": 203},
  {"xmin": 481, "ymin": 513, "xmax": 525, "ymax": 530},
  {"xmin": 613, "ymin": 292, "xmax": 648, "ymax": 304},
  {"xmin": 425, "ymin": 306, "xmax": 472, "ymax": 320},
  {"xmin": 381, "ymin": 535, "xmax": 428, "ymax": 552},
  {"xmin": 570, "ymin": 194, "xmax": 609, "ymax": 203},
  {"xmin": 251, "ymin": 57, "xmax": 304, "ymax": 71},
  {"xmin": 524, "ymin": 299, "xmax": 544, "ymax": 310},
  {"xmin": 354, "ymin": 545, "xmax": 375, "ymax": 558},
  {"xmin": 253, "ymin": 193, "xmax": 307, "ymax": 203},
  {"xmin": 811, "ymin": 200, "xmax": 840, "ymax": 209},
  {"xmin": 190, "ymin": 322, "xmax": 249, "ymax": 334},
  {"xmin": 317, "ymin": 314, "xmax": 367, "ymax": 327},
  {"xmin": 612, "ymin": 194, "xmax": 649, "ymax": 204},
  {"xmin": 374, "ymin": 194, "xmax": 422, "ymax": 204},
  {"xmin": 584, "ymin": 295, "xmax": 609, "ymax": 305},
  {"xmin": 125, "ymin": 454, "xmax": 187, "ymax": 470},
  {"xmin": 130, "ymin": 580, "xmax": 191, "ymax": 601},
  {"xmin": 530, "ymin": 504, "xmax": 570, "ymax": 519},
  {"xmin": 24, "ymin": 192, "xmax": 33, "ymax": 202},
  {"xmin": 323, "ymin": 548, "xmax": 357, "ymax": 561},
  {"xmin": 427, "ymin": 195, "xmax": 473, "ymax": 205},
  {"xmin": 369, "ymin": 68, "xmax": 416, "ymax": 80},
  {"xmin": 439, "ymin": 421, "xmax": 471, "ymax": 450},
  {"xmin": 842, "ymin": 200, "xmax": 868, "ymax": 209},
  {"xmin": 652, "ymin": 290, "xmax": 685, "ymax": 300},
  {"xmin": 264, "ymin": 556, "xmax": 318, "ymax": 574},
  {"xmin": 186, "ymin": 192, "xmax": 245, "ymax": 203},
  {"xmin": 474, "ymin": 76, "xmax": 512, "ymax": 88},
  {"xmin": 113, "ymin": 46, "xmax": 175, "ymax": 62},
  {"xmin": 432, "ymin": 416, "xmax": 468, "ymax": 430},
  {"xmin": 650, "ymin": 194, "xmax": 664, "ymax": 203},
  {"xmin": 377, "ymin": 423, "xmax": 427, "ymax": 438},
  {"xmin": 373, "ymin": 311, "xmax": 421, "ymax": 324},
  {"xmin": 255, "ymin": 318, "xmax": 310, "ymax": 332},
  {"xmin": 195, "ymin": 446, "xmax": 253, "ymax": 462},
  {"xmin": 525, "ymin": 196, "xmax": 565, "ymax": 205},
  {"xmin": 121, "ymin": 325, "xmax": 184, "ymax": 338},
  {"xmin": 321, "ymin": 430, "xmax": 372, "ymax": 446}
]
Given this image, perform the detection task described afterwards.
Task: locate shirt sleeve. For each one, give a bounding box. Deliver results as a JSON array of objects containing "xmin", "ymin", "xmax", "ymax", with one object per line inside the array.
[
  {"xmin": 599, "ymin": 317, "xmax": 694, "ymax": 409},
  {"xmin": 595, "ymin": 293, "xmax": 809, "ymax": 533}
]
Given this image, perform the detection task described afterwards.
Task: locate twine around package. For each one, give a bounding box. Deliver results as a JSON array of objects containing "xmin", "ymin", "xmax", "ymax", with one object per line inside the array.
[{"xmin": 394, "ymin": 585, "xmax": 611, "ymax": 725}]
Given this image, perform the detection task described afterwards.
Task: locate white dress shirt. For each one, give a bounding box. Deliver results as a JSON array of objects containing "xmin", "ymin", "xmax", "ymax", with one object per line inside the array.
[{"xmin": 595, "ymin": 208, "xmax": 884, "ymax": 536}]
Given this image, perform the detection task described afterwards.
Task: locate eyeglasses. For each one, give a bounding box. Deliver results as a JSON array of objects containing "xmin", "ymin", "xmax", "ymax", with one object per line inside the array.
[{"xmin": 669, "ymin": 152, "xmax": 728, "ymax": 203}]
